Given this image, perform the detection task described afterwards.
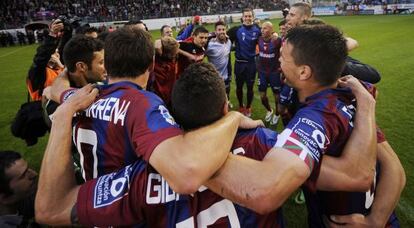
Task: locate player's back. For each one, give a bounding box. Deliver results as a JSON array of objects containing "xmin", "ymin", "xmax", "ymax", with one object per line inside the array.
[
  {"xmin": 76, "ymin": 128, "xmax": 284, "ymax": 227},
  {"xmin": 73, "ymin": 81, "xmax": 182, "ymax": 181}
]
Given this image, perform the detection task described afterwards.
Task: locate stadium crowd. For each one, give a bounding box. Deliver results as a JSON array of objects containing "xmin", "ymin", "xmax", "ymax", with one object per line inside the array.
[
  {"xmin": 0, "ymin": 0, "xmax": 289, "ymax": 29},
  {"xmin": 1, "ymin": 2, "xmax": 406, "ymax": 228}
]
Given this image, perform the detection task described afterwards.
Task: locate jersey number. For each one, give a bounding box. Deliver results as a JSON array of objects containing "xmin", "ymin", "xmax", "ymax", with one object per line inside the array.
[
  {"xmin": 176, "ymin": 199, "xmax": 240, "ymax": 228},
  {"xmin": 75, "ymin": 128, "xmax": 98, "ymax": 179},
  {"xmin": 365, "ymin": 171, "xmax": 377, "ymax": 209}
]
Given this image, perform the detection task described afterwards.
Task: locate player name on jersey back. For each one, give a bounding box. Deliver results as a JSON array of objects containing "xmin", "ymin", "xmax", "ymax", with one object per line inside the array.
[{"xmin": 85, "ymin": 97, "xmax": 130, "ymax": 126}]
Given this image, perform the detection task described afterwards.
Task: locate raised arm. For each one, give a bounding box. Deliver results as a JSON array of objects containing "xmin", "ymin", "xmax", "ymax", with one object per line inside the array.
[
  {"xmin": 35, "ymin": 85, "xmax": 98, "ymax": 225},
  {"xmin": 149, "ymin": 112, "xmax": 262, "ymax": 194},
  {"xmin": 317, "ymin": 76, "xmax": 377, "ymax": 191}
]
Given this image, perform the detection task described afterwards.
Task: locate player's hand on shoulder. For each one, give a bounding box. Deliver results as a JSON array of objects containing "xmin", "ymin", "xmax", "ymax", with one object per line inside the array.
[
  {"xmin": 328, "ymin": 213, "xmax": 381, "ymax": 228},
  {"xmin": 236, "ymin": 112, "xmax": 265, "ymax": 129},
  {"xmin": 60, "ymin": 84, "xmax": 99, "ymax": 114},
  {"xmin": 338, "ymin": 75, "xmax": 375, "ymax": 102}
]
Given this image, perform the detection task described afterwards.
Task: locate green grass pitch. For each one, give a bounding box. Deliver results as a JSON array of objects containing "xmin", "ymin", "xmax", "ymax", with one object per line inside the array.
[{"xmin": 0, "ymin": 14, "xmax": 413, "ymax": 227}]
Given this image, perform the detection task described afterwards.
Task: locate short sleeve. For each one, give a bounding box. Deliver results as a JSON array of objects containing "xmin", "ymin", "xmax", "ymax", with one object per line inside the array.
[
  {"xmin": 274, "ymin": 109, "xmax": 328, "ymax": 171},
  {"xmin": 77, "ymin": 161, "xmax": 147, "ymax": 226}
]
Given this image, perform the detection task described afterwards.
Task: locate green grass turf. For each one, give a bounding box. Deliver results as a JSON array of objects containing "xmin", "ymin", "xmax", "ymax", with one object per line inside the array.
[{"xmin": 0, "ymin": 14, "xmax": 413, "ymax": 226}]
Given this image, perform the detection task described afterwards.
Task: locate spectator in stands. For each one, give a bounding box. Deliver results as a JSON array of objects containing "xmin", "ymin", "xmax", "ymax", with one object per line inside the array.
[{"xmin": 0, "ymin": 151, "xmax": 38, "ymax": 228}]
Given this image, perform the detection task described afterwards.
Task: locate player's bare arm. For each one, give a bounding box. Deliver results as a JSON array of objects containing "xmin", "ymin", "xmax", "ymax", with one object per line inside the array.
[
  {"xmin": 205, "ymin": 76, "xmax": 377, "ymax": 214},
  {"xmin": 329, "ymin": 141, "xmax": 406, "ymax": 228},
  {"xmin": 149, "ymin": 112, "xmax": 263, "ymax": 194},
  {"xmin": 317, "ymin": 75, "xmax": 377, "ymax": 191},
  {"xmin": 35, "ymin": 84, "xmax": 98, "ymax": 225}
]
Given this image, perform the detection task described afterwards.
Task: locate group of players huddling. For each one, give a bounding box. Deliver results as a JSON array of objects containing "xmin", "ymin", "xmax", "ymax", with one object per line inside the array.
[{"xmin": 23, "ymin": 2, "xmax": 406, "ymax": 228}]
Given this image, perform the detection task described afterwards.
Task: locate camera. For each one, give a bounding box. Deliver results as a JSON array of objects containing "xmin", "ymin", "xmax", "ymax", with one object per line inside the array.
[{"xmin": 57, "ymin": 15, "xmax": 82, "ymax": 32}]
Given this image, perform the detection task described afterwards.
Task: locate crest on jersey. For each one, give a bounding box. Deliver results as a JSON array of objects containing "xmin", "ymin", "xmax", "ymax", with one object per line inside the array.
[
  {"xmin": 159, "ymin": 105, "xmax": 176, "ymax": 125},
  {"xmin": 93, "ymin": 164, "xmax": 133, "ymax": 208},
  {"xmin": 242, "ymin": 32, "xmax": 246, "ymax": 40}
]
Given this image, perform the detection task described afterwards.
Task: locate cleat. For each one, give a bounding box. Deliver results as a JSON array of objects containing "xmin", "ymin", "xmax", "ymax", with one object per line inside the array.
[
  {"xmin": 271, "ymin": 115, "xmax": 280, "ymax": 125},
  {"xmin": 265, "ymin": 109, "xmax": 273, "ymax": 122}
]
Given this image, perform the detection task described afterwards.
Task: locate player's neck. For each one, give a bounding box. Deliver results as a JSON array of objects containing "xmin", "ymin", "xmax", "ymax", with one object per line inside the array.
[
  {"xmin": 108, "ymin": 72, "xmax": 149, "ymax": 90},
  {"xmin": 298, "ymin": 82, "xmax": 337, "ymax": 102},
  {"xmin": 68, "ymin": 72, "xmax": 87, "ymax": 88}
]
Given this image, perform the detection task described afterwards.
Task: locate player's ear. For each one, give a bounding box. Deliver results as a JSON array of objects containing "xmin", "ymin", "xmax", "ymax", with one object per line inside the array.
[
  {"xmin": 75, "ymin": 62, "xmax": 88, "ymax": 73},
  {"xmin": 299, "ymin": 65, "xmax": 312, "ymax": 81},
  {"xmin": 222, "ymin": 100, "xmax": 229, "ymax": 115}
]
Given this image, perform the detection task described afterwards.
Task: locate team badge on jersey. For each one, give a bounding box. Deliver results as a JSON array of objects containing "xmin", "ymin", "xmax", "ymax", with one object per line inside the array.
[{"xmin": 158, "ymin": 105, "xmax": 176, "ymax": 125}]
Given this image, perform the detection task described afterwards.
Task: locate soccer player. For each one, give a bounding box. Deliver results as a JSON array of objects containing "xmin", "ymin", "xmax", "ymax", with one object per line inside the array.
[
  {"xmin": 228, "ymin": 8, "xmax": 261, "ymax": 117},
  {"xmin": 257, "ymin": 21, "xmax": 283, "ymax": 125},
  {"xmin": 36, "ymin": 28, "xmax": 260, "ymax": 225},
  {"xmin": 36, "ymin": 63, "xmax": 377, "ymax": 227},
  {"xmin": 205, "ymin": 21, "xmax": 232, "ymax": 106},
  {"xmin": 124, "ymin": 20, "xmax": 148, "ymax": 31},
  {"xmin": 286, "ymin": 2, "xmax": 312, "ymax": 28},
  {"xmin": 278, "ymin": 19, "xmax": 288, "ymax": 39},
  {"xmin": 206, "ymin": 24, "xmax": 404, "ymax": 227},
  {"xmin": 176, "ymin": 26, "xmax": 208, "ymax": 77},
  {"xmin": 62, "ymin": 35, "xmax": 106, "ymax": 88}
]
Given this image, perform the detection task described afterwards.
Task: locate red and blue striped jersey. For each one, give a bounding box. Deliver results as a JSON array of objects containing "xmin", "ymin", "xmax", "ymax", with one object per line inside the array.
[
  {"xmin": 72, "ymin": 81, "xmax": 182, "ymax": 181},
  {"xmin": 275, "ymin": 86, "xmax": 398, "ymax": 227},
  {"xmin": 76, "ymin": 128, "xmax": 285, "ymax": 228},
  {"xmin": 257, "ymin": 37, "xmax": 282, "ymax": 74}
]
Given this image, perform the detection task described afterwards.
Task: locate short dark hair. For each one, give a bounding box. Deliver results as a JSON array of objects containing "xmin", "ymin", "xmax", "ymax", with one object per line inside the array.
[
  {"xmin": 215, "ymin": 21, "xmax": 226, "ymax": 29},
  {"xmin": 279, "ymin": 19, "xmax": 287, "ymax": 26},
  {"xmin": 160, "ymin": 25, "xmax": 171, "ymax": 35},
  {"xmin": 193, "ymin": 26, "xmax": 209, "ymax": 36},
  {"xmin": 76, "ymin": 25, "xmax": 98, "ymax": 35},
  {"xmin": 242, "ymin": 8, "xmax": 254, "ymax": 16},
  {"xmin": 285, "ymin": 24, "xmax": 347, "ymax": 86},
  {"xmin": 63, "ymin": 35, "xmax": 104, "ymax": 73},
  {"xmin": 171, "ymin": 62, "xmax": 226, "ymax": 130},
  {"xmin": 105, "ymin": 27, "xmax": 154, "ymax": 78},
  {"xmin": 291, "ymin": 2, "xmax": 312, "ymax": 18},
  {"xmin": 125, "ymin": 20, "xmax": 148, "ymax": 31},
  {"xmin": 97, "ymin": 30, "xmax": 109, "ymax": 42},
  {"xmin": 0, "ymin": 151, "xmax": 22, "ymax": 196}
]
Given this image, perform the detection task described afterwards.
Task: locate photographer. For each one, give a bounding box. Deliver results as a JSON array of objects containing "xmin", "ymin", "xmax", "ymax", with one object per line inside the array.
[{"xmin": 26, "ymin": 19, "xmax": 66, "ymax": 101}]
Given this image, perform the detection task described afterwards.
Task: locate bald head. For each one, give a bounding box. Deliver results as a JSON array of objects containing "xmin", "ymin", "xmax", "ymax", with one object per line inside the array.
[{"xmin": 261, "ymin": 21, "xmax": 274, "ymax": 39}]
